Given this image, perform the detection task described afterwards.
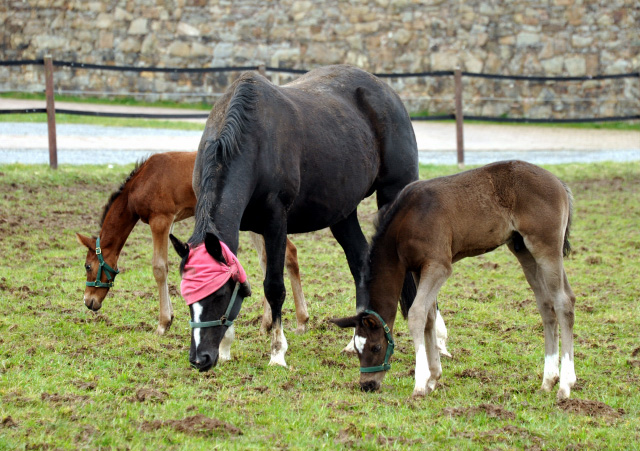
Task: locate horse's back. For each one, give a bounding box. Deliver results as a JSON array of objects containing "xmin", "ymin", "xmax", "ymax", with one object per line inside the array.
[
  {"xmin": 128, "ymin": 152, "xmax": 197, "ymax": 222},
  {"xmin": 388, "ymin": 161, "xmax": 570, "ymax": 264}
]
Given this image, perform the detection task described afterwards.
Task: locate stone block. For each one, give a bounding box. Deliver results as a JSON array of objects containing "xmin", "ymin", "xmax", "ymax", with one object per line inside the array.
[
  {"xmin": 128, "ymin": 18, "xmax": 148, "ymax": 35},
  {"xmin": 178, "ymin": 21, "xmax": 200, "ymax": 36},
  {"xmin": 564, "ymin": 55, "xmax": 586, "ymax": 76},
  {"xmin": 168, "ymin": 41, "xmax": 191, "ymax": 57}
]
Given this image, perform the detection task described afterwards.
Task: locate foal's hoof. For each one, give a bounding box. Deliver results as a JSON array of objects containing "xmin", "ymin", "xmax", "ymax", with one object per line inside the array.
[
  {"xmin": 342, "ymin": 341, "xmax": 357, "ymax": 355},
  {"xmin": 294, "ymin": 324, "xmax": 307, "ymax": 335},
  {"xmin": 411, "ymin": 389, "xmax": 427, "ymax": 399},
  {"xmin": 557, "ymin": 385, "xmax": 571, "ymax": 400},
  {"xmin": 541, "ymin": 375, "xmax": 559, "ymax": 392}
]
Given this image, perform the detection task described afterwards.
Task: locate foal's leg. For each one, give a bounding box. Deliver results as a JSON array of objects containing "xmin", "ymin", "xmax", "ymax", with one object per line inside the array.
[
  {"xmin": 218, "ymin": 324, "xmax": 235, "ymax": 362},
  {"xmin": 408, "ymin": 263, "xmax": 451, "ymax": 397},
  {"xmin": 285, "ymin": 238, "xmax": 309, "ymax": 334},
  {"xmin": 329, "ymin": 210, "xmax": 370, "ymax": 353},
  {"xmin": 149, "ymin": 215, "xmax": 174, "ymax": 335},
  {"xmin": 262, "ymin": 224, "xmax": 289, "ymax": 367},
  {"xmin": 509, "ymin": 242, "xmax": 576, "ymax": 398}
]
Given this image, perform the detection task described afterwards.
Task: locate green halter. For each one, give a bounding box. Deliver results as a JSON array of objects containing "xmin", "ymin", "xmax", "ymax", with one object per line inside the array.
[
  {"xmin": 86, "ymin": 237, "xmax": 119, "ymax": 288},
  {"xmin": 360, "ymin": 309, "xmax": 395, "ymax": 373},
  {"xmin": 189, "ymin": 282, "xmax": 242, "ymax": 329}
]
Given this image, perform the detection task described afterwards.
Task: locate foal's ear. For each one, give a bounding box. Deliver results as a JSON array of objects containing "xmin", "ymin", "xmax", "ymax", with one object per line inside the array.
[
  {"xmin": 76, "ymin": 233, "xmax": 96, "ymax": 251},
  {"xmin": 330, "ymin": 316, "xmax": 359, "ymax": 329},
  {"xmin": 169, "ymin": 234, "xmax": 189, "ymax": 259},
  {"xmin": 204, "ymin": 232, "xmax": 226, "ymax": 264}
]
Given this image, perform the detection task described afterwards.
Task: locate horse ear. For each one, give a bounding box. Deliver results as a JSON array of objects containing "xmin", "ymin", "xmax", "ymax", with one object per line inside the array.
[
  {"xmin": 362, "ymin": 315, "xmax": 380, "ymax": 330},
  {"xmin": 204, "ymin": 232, "xmax": 226, "ymax": 263},
  {"xmin": 239, "ymin": 280, "xmax": 251, "ymax": 298},
  {"xmin": 76, "ymin": 233, "xmax": 96, "ymax": 251},
  {"xmin": 330, "ymin": 315, "xmax": 359, "ymax": 329},
  {"xmin": 169, "ymin": 234, "xmax": 189, "ymax": 259}
]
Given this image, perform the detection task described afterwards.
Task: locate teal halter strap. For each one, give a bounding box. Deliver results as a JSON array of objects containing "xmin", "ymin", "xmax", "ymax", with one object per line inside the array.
[
  {"xmin": 359, "ymin": 309, "xmax": 395, "ymax": 373},
  {"xmin": 189, "ymin": 282, "xmax": 241, "ymax": 329},
  {"xmin": 86, "ymin": 237, "xmax": 119, "ymax": 288}
]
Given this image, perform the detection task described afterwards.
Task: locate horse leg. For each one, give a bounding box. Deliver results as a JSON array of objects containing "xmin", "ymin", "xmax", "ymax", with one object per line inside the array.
[
  {"xmin": 219, "ymin": 324, "xmax": 235, "ymax": 362},
  {"xmin": 329, "ymin": 210, "xmax": 370, "ymax": 354},
  {"xmin": 249, "ymin": 232, "xmax": 273, "ymax": 334},
  {"xmin": 508, "ymin": 241, "xmax": 576, "ymax": 398},
  {"xmin": 408, "ymin": 263, "xmax": 451, "ymax": 398},
  {"xmin": 149, "ymin": 215, "xmax": 174, "ymax": 335},
  {"xmin": 251, "ymin": 232, "xmax": 309, "ymax": 335},
  {"xmin": 262, "ymin": 224, "xmax": 289, "ymax": 367},
  {"xmin": 284, "ymin": 237, "xmax": 309, "ymax": 334}
]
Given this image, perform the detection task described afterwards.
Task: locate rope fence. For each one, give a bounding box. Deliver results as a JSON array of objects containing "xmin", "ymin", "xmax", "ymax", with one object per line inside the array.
[{"xmin": 1, "ymin": 57, "xmax": 638, "ymax": 168}]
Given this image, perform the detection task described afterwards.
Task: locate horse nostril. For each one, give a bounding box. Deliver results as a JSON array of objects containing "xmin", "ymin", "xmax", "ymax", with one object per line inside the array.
[{"xmin": 360, "ymin": 380, "xmax": 379, "ymax": 392}]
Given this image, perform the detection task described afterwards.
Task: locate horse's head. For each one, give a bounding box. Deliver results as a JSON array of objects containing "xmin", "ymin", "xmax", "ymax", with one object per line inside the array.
[
  {"xmin": 170, "ymin": 232, "xmax": 251, "ymax": 372},
  {"xmin": 331, "ymin": 310, "xmax": 395, "ymax": 392},
  {"xmin": 76, "ymin": 233, "xmax": 119, "ymax": 312}
]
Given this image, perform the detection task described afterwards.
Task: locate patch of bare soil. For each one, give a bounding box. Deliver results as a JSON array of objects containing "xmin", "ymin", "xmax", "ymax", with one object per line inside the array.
[
  {"xmin": 557, "ymin": 398, "xmax": 625, "ymax": 418},
  {"xmin": 457, "ymin": 424, "xmax": 543, "ymax": 449},
  {"xmin": 141, "ymin": 413, "xmax": 242, "ymax": 437},
  {"xmin": 443, "ymin": 403, "xmax": 516, "ymax": 420},
  {"xmin": 1, "ymin": 416, "xmax": 17, "ymax": 428},
  {"xmin": 455, "ymin": 368, "xmax": 493, "ymax": 383},
  {"xmin": 334, "ymin": 423, "xmax": 420, "ymax": 447},
  {"xmin": 41, "ymin": 392, "xmax": 91, "ymax": 405},
  {"xmin": 129, "ymin": 388, "xmax": 168, "ymax": 403}
]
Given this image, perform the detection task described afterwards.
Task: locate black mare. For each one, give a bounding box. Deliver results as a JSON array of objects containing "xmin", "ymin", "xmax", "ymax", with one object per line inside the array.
[{"xmin": 171, "ymin": 65, "xmax": 419, "ymax": 370}]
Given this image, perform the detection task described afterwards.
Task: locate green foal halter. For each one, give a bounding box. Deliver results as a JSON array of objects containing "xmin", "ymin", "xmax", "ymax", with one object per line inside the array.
[
  {"xmin": 189, "ymin": 282, "xmax": 242, "ymax": 329},
  {"xmin": 359, "ymin": 309, "xmax": 395, "ymax": 373},
  {"xmin": 86, "ymin": 237, "xmax": 119, "ymax": 288}
]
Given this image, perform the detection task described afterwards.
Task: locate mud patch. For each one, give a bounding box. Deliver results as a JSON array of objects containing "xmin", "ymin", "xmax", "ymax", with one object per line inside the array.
[
  {"xmin": 443, "ymin": 403, "xmax": 515, "ymax": 420},
  {"xmin": 141, "ymin": 413, "xmax": 242, "ymax": 437},
  {"xmin": 557, "ymin": 398, "xmax": 624, "ymax": 418},
  {"xmin": 455, "ymin": 368, "xmax": 493, "ymax": 383},
  {"xmin": 1, "ymin": 416, "xmax": 17, "ymax": 428},
  {"xmin": 130, "ymin": 388, "xmax": 168, "ymax": 403},
  {"xmin": 41, "ymin": 392, "xmax": 91, "ymax": 405}
]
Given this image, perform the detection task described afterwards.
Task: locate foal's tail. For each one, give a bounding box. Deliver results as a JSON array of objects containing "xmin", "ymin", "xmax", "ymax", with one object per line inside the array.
[
  {"xmin": 562, "ymin": 181, "xmax": 574, "ymax": 258},
  {"xmin": 399, "ymin": 272, "xmax": 417, "ymax": 319}
]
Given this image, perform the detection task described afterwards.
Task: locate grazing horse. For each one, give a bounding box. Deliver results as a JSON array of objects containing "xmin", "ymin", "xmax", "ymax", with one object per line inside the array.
[
  {"xmin": 76, "ymin": 151, "xmax": 308, "ymax": 337},
  {"xmin": 170, "ymin": 64, "xmax": 419, "ymax": 371},
  {"xmin": 332, "ymin": 160, "xmax": 577, "ymax": 400}
]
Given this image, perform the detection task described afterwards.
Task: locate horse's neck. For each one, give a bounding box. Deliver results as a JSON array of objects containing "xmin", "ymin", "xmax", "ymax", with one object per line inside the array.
[
  {"xmin": 367, "ymin": 237, "xmax": 405, "ymax": 331},
  {"xmin": 100, "ymin": 189, "xmax": 139, "ymax": 260}
]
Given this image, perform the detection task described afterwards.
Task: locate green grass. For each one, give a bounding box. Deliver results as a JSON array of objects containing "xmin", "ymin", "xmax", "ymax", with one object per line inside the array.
[{"xmin": 0, "ymin": 162, "xmax": 639, "ymax": 449}]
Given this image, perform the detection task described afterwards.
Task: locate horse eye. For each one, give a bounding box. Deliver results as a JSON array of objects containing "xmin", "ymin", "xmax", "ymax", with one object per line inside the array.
[
  {"xmin": 85, "ymin": 264, "xmax": 91, "ymax": 272},
  {"xmin": 372, "ymin": 344, "xmax": 382, "ymax": 353}
]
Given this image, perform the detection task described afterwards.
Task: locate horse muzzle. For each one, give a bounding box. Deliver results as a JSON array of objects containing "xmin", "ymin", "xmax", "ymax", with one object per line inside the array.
[
  {"xmin": 359, "ymin": 373, "xmax": 383, "ymax": 392},
  {"xmin": 84, "ymin": 296, "xmax": 103, "ymax": 311},
  {"xmin": 190, "ymin": 351, "xmax": 218, "ymax": 372}
]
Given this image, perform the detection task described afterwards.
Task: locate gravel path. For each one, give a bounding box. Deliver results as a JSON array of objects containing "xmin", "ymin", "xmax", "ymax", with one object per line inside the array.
[{"xmin": 1, "ymin": 99, "xmax": 638, "ymax": 165}]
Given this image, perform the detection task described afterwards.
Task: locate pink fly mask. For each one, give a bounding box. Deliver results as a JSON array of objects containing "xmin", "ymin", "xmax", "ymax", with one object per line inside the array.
[{"xmin": 180, "ymin": 241, "xmax": 247, "ymax": 305}]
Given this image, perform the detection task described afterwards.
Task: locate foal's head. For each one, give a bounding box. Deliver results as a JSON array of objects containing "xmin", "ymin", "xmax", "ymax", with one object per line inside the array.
[
  {"xmin": 170, "ymin": 232, "xmax": 251, "ymax": 372},
  {"xmin": 332, "ymin": 311, "xmax": 395, "ymax": 392},
  {"xmin": 76, "ymin": 233, "xmax": 119, "ymax": 312}
]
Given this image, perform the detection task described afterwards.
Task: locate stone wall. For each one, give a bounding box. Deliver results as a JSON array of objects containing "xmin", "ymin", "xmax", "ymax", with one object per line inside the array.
[{"xmin": 1, "ymin": 0, "xmax": 638, "ymax": 119}]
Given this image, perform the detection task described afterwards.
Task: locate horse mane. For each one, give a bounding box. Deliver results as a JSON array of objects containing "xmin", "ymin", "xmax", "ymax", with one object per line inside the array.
[
  {"xmin": 190, "ymin": 78, "xmax": 258, "ymax": 245},
  {"xmin": 366, "ymin": 183, "xmax": 419, "ymax": 318},
  {"xmin": 99, "ymin": 158, "xmax": 146, "ymax": 227}
]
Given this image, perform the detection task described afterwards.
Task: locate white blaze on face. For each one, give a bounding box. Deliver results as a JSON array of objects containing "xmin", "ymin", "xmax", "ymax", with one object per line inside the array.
[
  {"xmin": 191, "ymin": 302, "xmax": 203, "ymax": 349},
  {"xmin": 354, "ymin": 335, "xmax": 367, "ymax": 354}
]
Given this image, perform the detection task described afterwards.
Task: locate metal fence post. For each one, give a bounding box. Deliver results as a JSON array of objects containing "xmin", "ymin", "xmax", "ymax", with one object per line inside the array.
[
  {"xmin": 454, "ymin": 68, "xmax": 464, "ymax": 168},
  {"xmin": 44, "ymin": 55, "xmax": 58, "ymax": 169}
]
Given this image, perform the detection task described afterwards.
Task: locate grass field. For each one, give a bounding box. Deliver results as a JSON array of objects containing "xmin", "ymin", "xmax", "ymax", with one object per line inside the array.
[{"xmin": 0, "ymin": 161, "xmax": 638, "ymax": 450}]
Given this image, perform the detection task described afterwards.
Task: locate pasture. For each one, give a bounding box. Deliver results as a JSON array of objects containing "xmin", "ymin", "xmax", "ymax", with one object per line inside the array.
[{"xmin": 0, "ymin": 161, "xmax": 638, "ymax": 449}]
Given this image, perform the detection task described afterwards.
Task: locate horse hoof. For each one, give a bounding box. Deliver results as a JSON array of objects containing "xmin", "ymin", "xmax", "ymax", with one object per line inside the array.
[
  {"xmin": 294, "ymin": 324, "xmax": 307, "ymax": 335},
  {"xmin": 411, "ymin": 389, "xmax": 427, "ymax": 398},
  {"xmin": 541, "ymin": 375, "xmax": 559, "ymax": 392},
  {"xmin": 155, "ymin": 326, "xmax": 167, "ymax": 335},
  {"xmin": 342, "ymin": 341, "xmax": 357, "ymax": 354},
  {"xmin": 557, "ymin": 385, "xmax": 571, "ymax": 400},
  {"xmin": 268, "ymin": 356, "xmax": 287, "ymax": 367}
]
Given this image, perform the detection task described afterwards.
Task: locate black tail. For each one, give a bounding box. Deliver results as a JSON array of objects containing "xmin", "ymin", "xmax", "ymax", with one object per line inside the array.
[
  {"xmin": 399, "ymin": 272, "xmax": 417, "ymax": 319},
  {"xmin": 562, "ymin": 182, "xmax": 574, "ymax": 258}
]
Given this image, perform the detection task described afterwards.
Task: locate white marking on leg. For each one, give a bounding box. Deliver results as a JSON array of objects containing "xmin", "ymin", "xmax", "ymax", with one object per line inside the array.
[
  {"xmin": 542, "ymin": 352, "xmax": 559, "ymax": 391},
  {"xmin": 413, "ymin": 344, "xmax": 430, "ymax": 397},
  {"xmin": 269, "ymin": 324, "xmax": 288, "ymax": 367},
  {"xmin": 192, "ymin": 302, "xmax": 203, "ymax": 350},
  {"xmin": 558, "ymin": 353, "xmax": 576, "ymax": 399},
  {"xmin": 435, "ymin": 310, "xmax": 452, "ymax": 358},
  {"xmin": 354, "ymin": 335, "xmax": 367, "ymax": 354},
  {"xmin": 219, "ymin": 325, "xmax": 234, "ymax": 363}
]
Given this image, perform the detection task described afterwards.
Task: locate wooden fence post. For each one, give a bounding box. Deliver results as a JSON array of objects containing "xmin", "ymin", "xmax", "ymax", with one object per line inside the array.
[
  {"xmin": 44, "ymin": 55, "xmax": 58, "ymax": 169},
  {"xmin": 454, "ymin": 68, "xmax": 464, "ymax": 168}
]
